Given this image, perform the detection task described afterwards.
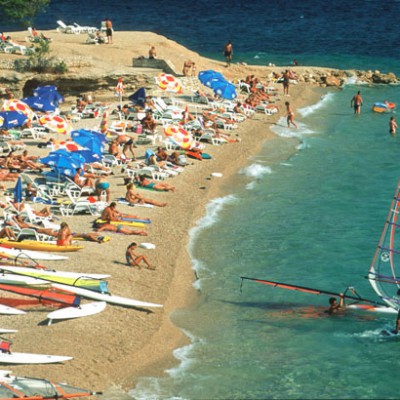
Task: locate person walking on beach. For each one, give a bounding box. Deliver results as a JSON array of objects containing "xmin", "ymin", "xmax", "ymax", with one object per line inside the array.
[
  {"xmin": 285, "ymin": 101, "xmax": 297, "ymax": 128},
  {"xmin": 105, "ymin": 18, "xmax": 113, "ymax": 44},
  {"xmin": 126, "ymin": 242, "xmax": 155, "ymax": 270},
  {"xmin": 224, "ymin": 41, "xmax": 233, "ymax": 67},
  {"xmin": 389, "ymin": 116, "xmax": 398, "ymax": 135},
  {"xmin": 350, "ymin": 91, "xmax": 363, "ymax": 114}
]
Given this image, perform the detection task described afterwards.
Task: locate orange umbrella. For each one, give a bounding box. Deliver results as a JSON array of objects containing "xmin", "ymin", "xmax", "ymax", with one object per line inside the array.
[
  {"xmin": 2, "ymin": 99, "xmax": 35, "ymax": 121},
  {"xmin": 164, "ymin": 124, "xmax": 194, "ymax": 149},
  {"xmin": 155, "ymin": 73, "xmax": 183, "ymax": 93},
  {"xmin": 100, "ymin": 111, "xmax": 108, "ymax": 134},
  {"xmin": 39, "ymin": 114, "xmax": 72, "ymax": 135}
]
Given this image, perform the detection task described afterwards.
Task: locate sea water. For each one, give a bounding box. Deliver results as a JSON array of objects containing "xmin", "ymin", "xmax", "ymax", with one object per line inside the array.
[
  {"xmin": 5, "ymin": 1, "xmax": 400, "ymax": 398},
  {"xmin": 127, "ymin": 83, "xmax": 400, "ymax": 399}
]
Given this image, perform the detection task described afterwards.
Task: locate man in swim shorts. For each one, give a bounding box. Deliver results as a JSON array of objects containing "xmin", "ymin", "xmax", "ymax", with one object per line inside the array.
[
  {"xmin": 350, "ymin": 91, "xmax": 363, "ymax": 114},
  {"xmin": 95, "ymin": 176, "xmax": 111, "ymax": 202},
  {"xmin": 224, "ymin": 41, "xmax": 233, "ymax": 67}
]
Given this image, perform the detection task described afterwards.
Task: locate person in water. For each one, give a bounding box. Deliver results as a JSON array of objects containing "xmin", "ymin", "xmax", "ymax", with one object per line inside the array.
[
  {"xmin": 389, "ymin": 116, "xmax": 398, "ymax": 135},
  {"xmin": 327, "ymin": 294, "xmax": 345, "ymax": 315},
  {"xmin": 350, "ymin": 91, "xmax": 363, "ymax": 114},
  {"xmin": 285, "ymin": 101, "xmax": 298, "ymax": 128}
]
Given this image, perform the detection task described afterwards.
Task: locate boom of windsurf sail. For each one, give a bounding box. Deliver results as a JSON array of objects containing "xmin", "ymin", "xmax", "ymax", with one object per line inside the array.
[
  {"xmin": 368, "ymin": 179, "xmax": 400, "ymax": 310},
  {"xmin": 240, "ymin": 276, "xmax": 389, "ymax": 307}
]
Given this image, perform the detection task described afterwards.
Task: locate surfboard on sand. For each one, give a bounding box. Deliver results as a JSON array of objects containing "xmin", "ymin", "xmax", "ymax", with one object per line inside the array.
[{"xmin": 47, "ymin": 301, "xmax": 107, "ymax": 325}]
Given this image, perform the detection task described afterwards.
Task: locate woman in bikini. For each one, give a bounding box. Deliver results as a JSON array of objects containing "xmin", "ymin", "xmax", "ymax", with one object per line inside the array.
[
  {"xmin": 125, "ymin": 183, "xmax": 167, "ymax": 207},
  {"xmin": 285, "ymin": 101, "xmax": 298, "ymax": 128},
  {"xmin": 137, "ymin": 175, "xmax": 175, "ymax": 192}
]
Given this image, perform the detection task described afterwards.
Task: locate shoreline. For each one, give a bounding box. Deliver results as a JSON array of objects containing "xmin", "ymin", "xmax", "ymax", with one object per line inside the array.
[{"xmin": 0, "ymin": 29, "xmax": 326, "ymax": 395}]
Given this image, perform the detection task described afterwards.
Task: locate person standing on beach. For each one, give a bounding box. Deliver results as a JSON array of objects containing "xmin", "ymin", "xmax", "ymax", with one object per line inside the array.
[
  {"xmin": 285, "ymin": 101, "xmax": 297, "ymax": 128},
  {"xmin": 105, "ymin": 18, "xmax": 113, "ymax": 44},
  {"xmin": 389, "ymin": 116, "xmax": 398, "ymax": 135},
  {"xmin": 224, "ymin": 41, "xmax": 233, "ymax": 67},
  {"xmin": 350, "ymin": 91, "xmax": 363, "ymax": 114},
  {"xmin": 282, "ymin": 69, "xmax": 290, "ymax": 96}
]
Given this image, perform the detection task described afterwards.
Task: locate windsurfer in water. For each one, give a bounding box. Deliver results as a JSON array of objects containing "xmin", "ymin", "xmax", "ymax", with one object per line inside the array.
[{"xmin": 326, "ymin": 294, "xmax": 345, "ymax": 314}]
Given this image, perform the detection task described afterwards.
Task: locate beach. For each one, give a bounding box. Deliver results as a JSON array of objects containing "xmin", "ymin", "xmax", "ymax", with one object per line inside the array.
[{"xmin": 0, "ymin": 29, "xmax": 326, "ymax": 395}]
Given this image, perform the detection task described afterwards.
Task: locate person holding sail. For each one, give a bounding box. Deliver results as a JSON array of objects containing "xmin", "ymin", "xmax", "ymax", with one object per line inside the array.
[{"xmin": 327, "ymin": 293, "xmax": 345, "ymax": 314}]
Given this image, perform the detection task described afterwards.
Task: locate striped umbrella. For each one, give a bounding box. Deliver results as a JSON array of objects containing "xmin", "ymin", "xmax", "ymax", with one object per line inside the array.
[
  {"xmin": 164, "ymin": 124, "xmax": 194, "ymax": 149},
  {"xmin": 39, "ymin": 114, "xmax": 72, "ymax": 135},
  {"xmin": 100, "ymin": 111, "xmax": 108, "ymax": 134},
  {"xmin": 2, "ymin": 99, "xmax": 35, "ymax": 121}
]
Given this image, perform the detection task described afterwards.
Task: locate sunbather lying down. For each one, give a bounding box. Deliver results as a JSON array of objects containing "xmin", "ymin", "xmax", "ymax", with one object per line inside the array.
[
  {"xmin": 136, "ymin": 175, "xmax": 175, "ymax": 192},
  {"xmin": 125, "ymin": 183, "xmax": 167, "ymax": 207},
  {"xmin": 94, "ymin": 222, "xmax": 147, "ymax": 236}
]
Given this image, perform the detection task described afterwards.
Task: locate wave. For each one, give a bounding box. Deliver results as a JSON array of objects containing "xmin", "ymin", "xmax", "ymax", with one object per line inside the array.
[
  {"xmin": 271, "ymin": 117, "xmax": 315, "ymax": 138},
  {"xmin": 298, "ymin": 92, "xmax": 335, "ymax": 117},
  {"xmin": 129, "ymin": 330, "xmax": 204, "ymax": 400},
  {"xmin": 239, "ymin": 163, "xmax": 272, "ymax": 179}
]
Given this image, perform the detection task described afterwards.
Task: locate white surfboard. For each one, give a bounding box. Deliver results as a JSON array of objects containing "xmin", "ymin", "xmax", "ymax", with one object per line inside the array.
[
  {"xmin": 0, "ymin": 352, "xmax": 72, "ymax": 364},
  {"xmin": 0, "ymin": 247, "xmax": 68, "ymax": 261},
  {"xmin": 0, "ymin": 266, "xmax": 110, "ymax": 280},
  {"xmin": 47, "ymin": 301, "xmax": 107, "ymax": 325},
  {"xmin": 0, "ymin": 274, "xmax": 49, "ymax": 287},
  {"xmin": 139, "ymin": 243, "xmax": 156, "ymax": 250},
  {"xmin": 0, "ymin": 305, "xmax": 26, "ymax": 315},
  {"xmin": 52, "ymin": 283, "xmax": 163, "ymax": 309},
  {"xmin": 0, "ymin": 329, "xmax": 17, "ymax": 334}
]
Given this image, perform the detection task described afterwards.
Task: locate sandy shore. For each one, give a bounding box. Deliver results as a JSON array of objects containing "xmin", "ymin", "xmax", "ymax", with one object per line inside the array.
[{"xmin": 0, "ymin": 29, "xmax": 326, "ymax": 396}]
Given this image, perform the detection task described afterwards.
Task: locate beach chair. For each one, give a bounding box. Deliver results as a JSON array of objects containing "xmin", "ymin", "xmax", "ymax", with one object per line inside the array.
[
  {"xmin": 73, "ymin": 23, "xmax": 97, "ymax": 34},
  {"xmin": 61, "ymin": 189, "xmax": 106, "ymax": 216},
  {"xmin": 64, "ymin": 177, "xmax": 95, "ymax": 197},
  {"xmin": 56, "ymin": 20, "xmax": 80, "ymax": 34},
  {"xmin": 238, "ymin": 80, "xmax": 251, "ymax": 94}
]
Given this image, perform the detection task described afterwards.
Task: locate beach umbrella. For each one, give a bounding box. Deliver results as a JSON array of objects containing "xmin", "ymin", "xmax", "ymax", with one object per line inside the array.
[
  {"xmin": 52, "ymin": 140, "xmax": 85, "ymax": 152},
  {"xmin": 13, "ymin": 177, "xmax": 22, "ymax": 204},
  {"xmin": 0, "ymin": 111, "xmax": 28, "ymax": 129},
  {"xmin": 198, "ymin": 70, "xmax": 226, "ymax": 87},
  {"xmin": 71, "ymin": 129, "xmax": 105, "ymax": 156},
  {"xmin": 72, "ymin": 149, "xmax": 101, "ymax": 163},
  {"xmin": 211, "ymin": 80, "xmax": 237, "ymax": 100},
  {"xmin": 33, "ymin": 85, "xmax": 64, "ymax": 106},
  {"xmin": 155, "ymin": 73, "xmax": 183, "ymax": 93},
  {"xmin": 39, "ymin": 150, "xmax": 84, "ymax": 173},
  {"xmin": 39, "ymin": 114, "xmax": 72, "ymax": 135},
  {"xmin": 164, "ymin": 124, "xmax": 194, "ymax": 149},
  {"xmin": 2, "ymin": 99, "xmax": 35, "ymax": 121},
  {"xmin": 100, "ymin": 111, "xmax": 108, "ymax": 134},
  {"xmin": 22, "ymin": 96, "xmax": 57, "ymax": 112},
  {"xmin": 128, "ymin": 87, "xmax": 146, "ymax": 108}
]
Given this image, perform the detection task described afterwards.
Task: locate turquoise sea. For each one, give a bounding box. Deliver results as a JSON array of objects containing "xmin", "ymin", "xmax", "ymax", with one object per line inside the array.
[{"xmin": 127, "ymin": 81, "xmax": 400, "ymax": 400}]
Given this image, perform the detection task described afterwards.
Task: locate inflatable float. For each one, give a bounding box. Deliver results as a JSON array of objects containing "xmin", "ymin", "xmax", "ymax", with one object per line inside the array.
[{"xmin": 372, "ymin": 101, "xmax": 396, "ymax": 113}]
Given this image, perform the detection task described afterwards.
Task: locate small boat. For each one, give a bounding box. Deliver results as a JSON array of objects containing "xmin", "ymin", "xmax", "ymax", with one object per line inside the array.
[
  {"xmin": 52, "ymin": 283, "xmax": 163, "ymax": 309},
  {"xmin": 0, "ymin": 370, "xmax": 101, "ymax": 399},
  {"xmin": 0, "ymin": 239, "xmax": 83, "ymax": 253}
]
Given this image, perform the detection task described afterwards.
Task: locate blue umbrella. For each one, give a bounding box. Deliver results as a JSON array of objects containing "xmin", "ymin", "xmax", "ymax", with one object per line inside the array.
[
  {"xmin": 128, "ymin": 87, "xmax": 146, "ymax": 108},
  {"xmin": 0, "ymin": 111, "xmax": 28, "ymax": 129},
  {"xmin": 212, "ymin": 80, "xmax": 237, "ymax": 100},
  {"xmin": 33, "ymin": 85, "xmax": 64, "ymax": 106},
  {"xmin": 72, "ymin": 150, "xmax": 101, "ymax": 163},
  {"xmin": 198, "ymin": 70, "xmax": 226, "ymax": 87},
  {"xmin": 39, "ymin": 150, "xmax": 84, "ymax": 171},
  {"xmin": 22, "ymin": 96, "xmax": 57, "ymax": 112},
  {"xmin": 13, "ymin": 177, "xmax": 22, "ymax": 203},
  {"xmin": 71, "ymin": 129, "xmax": 105, "ymax": 156}
]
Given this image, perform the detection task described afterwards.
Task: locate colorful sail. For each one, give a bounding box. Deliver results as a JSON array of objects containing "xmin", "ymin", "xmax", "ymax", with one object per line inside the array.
[{"xmin": 368, "ymin": 179, "xmax": 400, "ymax": 310}]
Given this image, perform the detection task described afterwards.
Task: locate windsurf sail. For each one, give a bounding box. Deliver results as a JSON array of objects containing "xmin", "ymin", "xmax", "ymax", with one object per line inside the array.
[
  {"xmin": 0, "ymin": 370, "xmax": 101, "ymax": 399},
  {"xmin": 240, "ymin": 276, "xmax": 389, "ymax": 307},
  {"xmin": 368, "ymin": 179, "xmax": 400, "ymax": 310},
  {"xmin": 0, "ymin": 284, "xmax": 81, "ymax": 307}
]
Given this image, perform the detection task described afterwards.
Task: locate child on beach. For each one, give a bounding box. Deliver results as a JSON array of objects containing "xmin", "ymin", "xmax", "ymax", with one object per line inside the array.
[
  {"xmin": 389, "ymin": 116, "xmax": 398, "ymax": 135},
  {"xmin": 126, "ymin": 242, "xmax": 155, "ymax": 270}
]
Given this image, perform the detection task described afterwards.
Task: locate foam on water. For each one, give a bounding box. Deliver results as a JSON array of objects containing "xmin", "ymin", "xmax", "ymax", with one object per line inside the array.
[
  {"xmin": 271, "ymin": 117, "xmax": 315, "ymax": 138},
  {"xmin": 298, "ymin": 92, "xmax": 335, "ymax": 117},
  {"xmin": 239, "ymin": 163, "xmax": 272, "ymax": 179}
]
